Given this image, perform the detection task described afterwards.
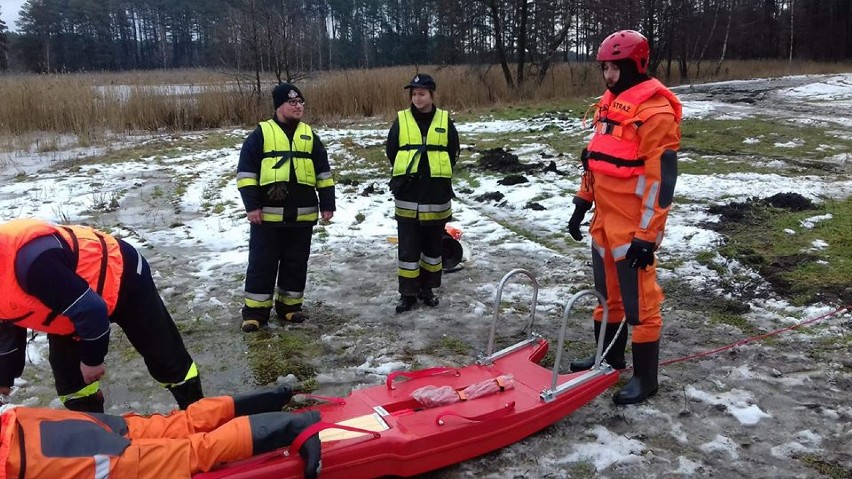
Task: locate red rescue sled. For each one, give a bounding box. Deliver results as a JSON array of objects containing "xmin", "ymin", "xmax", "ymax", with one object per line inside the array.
[{"xmin": 195, "ymin": 270, "xmax": 621, "ymax": 479}]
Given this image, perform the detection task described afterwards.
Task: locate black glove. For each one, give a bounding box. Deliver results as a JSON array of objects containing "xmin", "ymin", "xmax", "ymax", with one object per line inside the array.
[
  {"xmin": 567, "ymin": 198, "xmax": 592, "ymax": 241},
  {"xmin": 624, "ymin": 238, "xmax": 656, "ymax": 269}
]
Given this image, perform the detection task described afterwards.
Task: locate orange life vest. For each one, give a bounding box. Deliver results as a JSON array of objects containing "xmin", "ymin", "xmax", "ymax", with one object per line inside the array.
[
  {"xmin": 586, "ymin": 78, "xmax": 682, "ymax": 178},
  {"xmin": 1, "ymin": 406, "xmax": 130, "ymax": 478},
  {"xmin": 0, "ymin": 219, "xmax": 123, "ymax": 335}
]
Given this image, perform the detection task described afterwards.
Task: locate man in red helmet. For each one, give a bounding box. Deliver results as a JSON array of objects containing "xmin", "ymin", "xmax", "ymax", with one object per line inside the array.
[{"xmin": 566, "ymin": 30, "xmax": 681, "ymax": 405}]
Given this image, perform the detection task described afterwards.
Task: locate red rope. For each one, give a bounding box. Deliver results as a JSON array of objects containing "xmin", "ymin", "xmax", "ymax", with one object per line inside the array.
[{"xmin": 659, "ymin": 305, "xmax": 850, "ymax": 367}]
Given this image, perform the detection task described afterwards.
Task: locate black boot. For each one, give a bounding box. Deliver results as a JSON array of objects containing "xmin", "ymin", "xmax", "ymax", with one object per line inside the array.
[
  {"xmin": 418, "ymin": 288, "xmax": 439, "ymax": 307},
  {"xmin": 63, "ymin": 391, "xmax": 105, "ymax": 413},
  {"xmin": 395, "ymin": 295, "xmax": 417, "ymax": 314},
  {"xmin": 275, "ymin": 303, "xmax": 308, "ymax": 323},
  {"xmin": 241, "ymin": 306, "xmax": 270, "ymax": 333},
  {"xmin": 234, "ymin": 385, "xmax": 294, "ymax": 416},
  {"xmin": 168, "ymin": 376, "xmax": 204, "ymax": 410},
  {"xmin": 249, "ymin": 411, "xmax": 322, "ymax": 478},
  {"xmin": 613, "ymin": 341, "xmax": 660, "ymax": 405},
  {"xmin": 569, "ymin": 322, "xmax": 627, "ymax": 372}
]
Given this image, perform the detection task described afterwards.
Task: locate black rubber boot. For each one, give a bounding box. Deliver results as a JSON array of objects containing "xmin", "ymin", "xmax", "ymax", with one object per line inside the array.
[
  {"xmin": 569, "ymin": 322, "xmax": 628, "ymax": 372},
  {"xmin": 613, "ymin": 341, "xmax": 660, "ymax": 405},
  {"xmin": 418, "ymin": 288, "xmax": 439, "ymax": 307},
  {"xmin": 249, "ymin": 411, "xmax": 322, "ymax": 478},
  {"xmin": 395, "ymin": 295, "xmax": 417, "ymax": 314},
  {"xmin": 63, "ymin": 391, "xmax": 105, "ymax": 413},
  {"xmin": 167, "ymin": 376, "xmax": 204, "ymax": 410},
  {"xmin": 234, "ymin": 385, "xmax": 294, "ymax": 416}
]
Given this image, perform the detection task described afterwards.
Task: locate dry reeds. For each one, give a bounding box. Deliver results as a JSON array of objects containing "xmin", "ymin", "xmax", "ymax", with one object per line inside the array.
[{"xmin": 0, "ymin": 60, "xmax": 849, "ymax": 139}]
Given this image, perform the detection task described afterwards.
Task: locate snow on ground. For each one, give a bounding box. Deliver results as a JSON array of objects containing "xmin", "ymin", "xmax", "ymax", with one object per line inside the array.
[{"xmin": 0, "ymin": 73, "xmax": 850, "ymax": 478}]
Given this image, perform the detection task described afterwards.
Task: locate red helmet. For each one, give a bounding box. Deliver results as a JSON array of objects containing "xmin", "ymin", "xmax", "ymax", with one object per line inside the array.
[{"xmin": 597, "ymin": 30, "xmax": 650, "ymax": 74}]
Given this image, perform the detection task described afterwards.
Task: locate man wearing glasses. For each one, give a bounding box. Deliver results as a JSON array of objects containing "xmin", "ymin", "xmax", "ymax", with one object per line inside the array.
[{"xmin": 236, "ymin": 83, "xmax": 336, "ymax": 332}]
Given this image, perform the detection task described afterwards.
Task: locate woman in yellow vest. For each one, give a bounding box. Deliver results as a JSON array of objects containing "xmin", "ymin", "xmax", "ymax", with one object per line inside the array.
[
  {"xmin": 385, "ymin": 73, "xmax": 461, "ymax": 314},
  {"xmin": 566, "ymin": 30, "xmax": 681, "ymax": 405}
]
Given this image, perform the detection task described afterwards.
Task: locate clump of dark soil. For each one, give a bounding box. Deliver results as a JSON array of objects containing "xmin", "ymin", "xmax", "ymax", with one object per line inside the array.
[
  {"xmin": 360, "ymin": 183, "xmax": 382, "ymax": 196},
  {"xmin": 525, "ymin": 202, "xmax": 545, "ymax": 211},
  {"xmin": 478, "ymin": 148, "xmax": 537, "ymax": 173},
  {"xmin": 706, "ymin": 193, "xmax": 817, "ymax": 232},
  {"xmin": 474, "ymin": 191, "xmax": 505, "ymax": 203},
  {"xmin": 709, "ymin": 192, "xmax": 816, "ymax": 225},
  {"xmin": 498, "ymin": 175, "xmax": 528, "ymax": 186},
  {"xmin": 543, "ymin": 161, "xmax": 567, "ymax": 175},
  {"xmin": 763, "ymin": 192, "xmax": 816, "ymax": 211}
]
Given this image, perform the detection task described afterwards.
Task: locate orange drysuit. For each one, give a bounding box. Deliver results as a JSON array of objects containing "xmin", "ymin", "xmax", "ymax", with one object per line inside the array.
[
  {"xmin": 0, "ymin": 393, "xmax": 320, "ymax": 479},
  {"xmin": 576, "ymin": 78, "xmax": 682, "ymax": 344}
]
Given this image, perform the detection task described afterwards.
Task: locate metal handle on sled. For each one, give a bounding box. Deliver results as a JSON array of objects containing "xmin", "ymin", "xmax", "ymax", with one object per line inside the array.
[
  {"xmin": 482, "ymin": 269, "xmax": 540, "ymax": 363},
  {"xmin": 542, "ymin": 289, "xmax": 616, "ymax": 401}
]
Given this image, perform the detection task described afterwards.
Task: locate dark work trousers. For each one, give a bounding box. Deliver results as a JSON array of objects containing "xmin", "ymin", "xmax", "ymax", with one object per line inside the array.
[
  {"xmin": 397, "ymin": 221, "xmax": 443, "ymax": 296},
  {"xmin": 48, "ymin": 246, "xmax": 195, "ymax": 397},
  {"xmin": 244, "ymin": 224, "xmax": 313, "ymax": 318}
]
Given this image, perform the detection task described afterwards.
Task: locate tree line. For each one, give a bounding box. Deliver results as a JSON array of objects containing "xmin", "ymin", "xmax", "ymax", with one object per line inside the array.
[{"xmin": 0, "ymin": 0, "xmax": 850, "ymax": 86}]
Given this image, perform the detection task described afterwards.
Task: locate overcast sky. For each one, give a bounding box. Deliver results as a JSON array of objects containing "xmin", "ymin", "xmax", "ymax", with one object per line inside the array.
[{"xmin": 1, "ymin": 0, "xmax": 25, "ymax": 31}]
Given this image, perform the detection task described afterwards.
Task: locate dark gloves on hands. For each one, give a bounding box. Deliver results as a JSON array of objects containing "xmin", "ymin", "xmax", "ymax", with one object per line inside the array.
[
  {"xmin": 624, "ymin": 238, "xmax": 657, "ymax": 269},
  {"xmin": 568, "ymin": 198, "xmax": 592, "ymax": 241}
]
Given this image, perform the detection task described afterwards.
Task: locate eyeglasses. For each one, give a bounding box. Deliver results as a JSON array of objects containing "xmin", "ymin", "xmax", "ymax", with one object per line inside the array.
[{"xmin": 286, "ymin": 99, "xmax": 305, "ymax": 106}]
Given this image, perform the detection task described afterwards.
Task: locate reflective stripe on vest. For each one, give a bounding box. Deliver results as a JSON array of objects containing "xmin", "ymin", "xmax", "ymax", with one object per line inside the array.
[
  {"xmin": 586, "ymin": 78, "xmax": 682, "ymax": 178},
  {"xmin": 393, "ymin": 109, "xmax": 452, "ymax": 179},
  {"xmin": 393, "ymin": 199, "xmax": 452, "ymax": 222},
  {"xmin": 258, "ymin": 120, "xmax": 316, "ymax": 187},
  {"xmin": 0, "ymin": 219, "xmax": 123, "ymax": 335}
]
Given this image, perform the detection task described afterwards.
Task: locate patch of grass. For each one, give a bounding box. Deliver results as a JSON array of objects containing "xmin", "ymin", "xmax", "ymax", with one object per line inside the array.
[
  {"xmin": 245, "ymin": 329, "xmax": 320, "ymax": 386},
  {"xmin": 453, "ymin": 164, "xmax": 481, "ymax": 188},
  {"xmin": 681, "ymin": 117, "xmax": 852, "ymax": 173},
  {"xmin": 434, "ymin": 336, "xmax": 471, "ymax": 356},
  {"xmin": 64, "ymin": 132, "xmax": 238, "ymax": 167},
  {"xmin": 794, "ymin": 453, "xmax": 852, "ymax": 479},
  {"xmin": 354, "ymin": 212, "xmax": 366, "ymax": 224},
  {"xmin": 708, "ymin": 311, "xmax": 759, "ymax": 336},
  {"xmin": 565, "ymin": 461, "xmax": 597, "ymax": 478},
  {"xmin": 716, "ymin": 197, "xmax": 852, "ymax": 305},
  {"xmin": 695, "ymin": 250, "xmax": 727, "ymax": 276}
]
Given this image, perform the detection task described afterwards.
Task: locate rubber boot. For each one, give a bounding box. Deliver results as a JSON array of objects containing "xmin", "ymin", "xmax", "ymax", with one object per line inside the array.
[
  {"xmin": 395, "ymin": 295, "xmax": 417, "ymax": 314},
  {"xmin": 63, "ymin": 391, "xmax": 105, "ymax": 413},
  {"xmin": 249, "ymin": 411, "xmax": 322, "ymax": 478},
  {"xmin": 569, "ymin": 322, "xmax": 627, "ymax": 372},
  {"xmin": 167, "ymin": 376, "xmax": 204, "ymax": 410},
  {"xmin": 234, "ymin": 385, "xmax": 294, "ymax": 416},
  {"xmin": 418, "ymin": 288, "xmax": 439, "ymax": 307},
  {"xmin": 613, "ymin": 341, "xmax": 660, "ymax": 405}
]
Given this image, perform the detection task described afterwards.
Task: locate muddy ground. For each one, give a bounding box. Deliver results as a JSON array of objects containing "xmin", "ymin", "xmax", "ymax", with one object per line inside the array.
[{"xmin": 6, "ymin": 76, "xmax": 852, "ymax": 479}]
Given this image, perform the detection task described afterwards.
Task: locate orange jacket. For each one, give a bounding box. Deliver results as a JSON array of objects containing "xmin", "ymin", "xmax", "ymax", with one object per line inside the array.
[
  {"xmin": 577, "ymin": 80, "xmax": 682, "ymax": 245},
  {"xmin": 585, "ymin": 78, "xmax": 681, "ymax": 178},
  {"xmin": 0, "ymin": 219, "xmax": 123, "ymax": 335}
]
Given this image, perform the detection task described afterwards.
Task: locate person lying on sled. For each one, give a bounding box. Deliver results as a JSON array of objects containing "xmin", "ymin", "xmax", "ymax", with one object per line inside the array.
[{"xmin": 0, "ymin": 385, "xmax": 321, "ymax": 479}]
